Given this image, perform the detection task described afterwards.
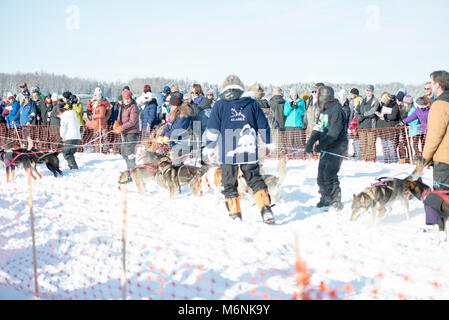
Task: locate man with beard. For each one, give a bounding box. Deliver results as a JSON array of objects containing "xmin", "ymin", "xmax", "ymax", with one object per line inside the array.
[{"xmin": 305, "ymin": 86, "xmax": 348, "ymax": 210}]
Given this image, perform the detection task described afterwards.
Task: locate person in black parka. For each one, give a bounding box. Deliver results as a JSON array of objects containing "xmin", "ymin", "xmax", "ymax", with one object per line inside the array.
[{"xmin": 305, "ymin": 86, "xmax": 348, "ymax": 209}]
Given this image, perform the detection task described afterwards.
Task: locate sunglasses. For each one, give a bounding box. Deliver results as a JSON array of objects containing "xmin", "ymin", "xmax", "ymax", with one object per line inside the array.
[
  {"xmin": 424, "ymin": 88, "xmax": 432, "ymax": 90},
  {"xmin": 312, "ymin": 91, "xmax": 317, "ymax": 94}
]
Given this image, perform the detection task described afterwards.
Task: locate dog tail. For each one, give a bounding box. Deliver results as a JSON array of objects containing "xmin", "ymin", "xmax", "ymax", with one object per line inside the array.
[
  {"xmin": 408, "ymin": 156, "xmax": 426, "ymax": 181},
  {"xmin": 278, "ymin": 157, "xmax": 287, "ymax": 185},
  {"xmin": 27, "ymin": 136, "xmax": 33, "ymax": 151}
]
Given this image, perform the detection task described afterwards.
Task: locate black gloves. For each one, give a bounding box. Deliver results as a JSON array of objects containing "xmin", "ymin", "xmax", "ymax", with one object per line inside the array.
[
  {"xmin": 291, "ymin": 102, "xmax": 298, "ymax": 109},
  {"xmin": 305, "ymin": 130, "xmax": 321, "ymax": 153}
]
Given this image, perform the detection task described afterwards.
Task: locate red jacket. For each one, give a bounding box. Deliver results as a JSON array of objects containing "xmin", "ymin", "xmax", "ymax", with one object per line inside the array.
[
  {"xmin": 348, "ymin": 115, "xmax": 358, "ymax": 133},
  {"xmin": 87, "ymin": 99, "xmax": 109, "ymax": 130}
]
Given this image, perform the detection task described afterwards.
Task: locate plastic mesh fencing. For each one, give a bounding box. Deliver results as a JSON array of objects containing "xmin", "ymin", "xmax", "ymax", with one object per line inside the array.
[
  {"xmin": 0, "ymin": 178, "xmax": 360, "ymax": 300},
  {"xmin": 0, "ymin": 123, "xmax": 444, "ymax": 300},
  {"xmin": 0, "ymin": 123, "xmax": 427, "ymax": 164}
]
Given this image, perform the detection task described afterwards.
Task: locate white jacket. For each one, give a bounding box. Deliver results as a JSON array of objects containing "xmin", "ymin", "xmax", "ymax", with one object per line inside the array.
[{"xmin": 60, "ymin": 110, "xmax": 81, "ymax": 141}]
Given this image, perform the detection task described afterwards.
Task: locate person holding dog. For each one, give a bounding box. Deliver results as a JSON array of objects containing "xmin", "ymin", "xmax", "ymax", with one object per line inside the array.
[
  {"xmin": 203, "ymin": 74, "xmax": 275, "ymax": 224},
  {"xmin": 422, "ymin": 70, "xmax": 449, "ymax": 231},
  {"xmin": 305, "ymin": 86, "xmax": 348, "ymax": 210}
]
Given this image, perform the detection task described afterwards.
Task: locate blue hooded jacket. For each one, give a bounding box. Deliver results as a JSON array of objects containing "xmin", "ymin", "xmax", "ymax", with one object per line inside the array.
[
  {"xmin": 2, "ymin": 101, "xmax": 20, "ymax": 128},
  {"xmin": 206, "ymin": 97, "xmax": 271, "ymax": 164},
  {"xmin": 13, "ymin": 101, "xmax": 37, "ymax": 125},
  {"xmin": 141, "ymin": 99, "xmax": 158, "ymax": 131}
]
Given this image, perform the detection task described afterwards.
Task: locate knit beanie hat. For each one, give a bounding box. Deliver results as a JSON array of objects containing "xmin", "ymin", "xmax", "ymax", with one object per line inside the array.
[
  {"xmin": 144, "ymin": 85, "xmax": 151, "ymax": 93},
  {"xmin": 169, "ymin": 94, "xmax": 183, "ymax": 107},
  {"xmin": 93, "ymin": 87, "xmax": 102, "ymax": 98},
  {"xmin": 63, "ymin": 91, "xmax": 72, "ymax": 100},
  {"xmin": 289, "ymin": 88, "xmax": 298, "ymax": 97},
  {"xmin": 396, "ymin": 91, "xmax": 405, "ymax": 102},
  {"xmin": 220, "ymin": 75, "xmax": 244, "ymax": 94},
  {"xmin": 350, "ymin": 88, "xmax": 359, "ymax": 96},
  {"xmin": 162, "ymin": 86, "xmax": 171, "ymax": 95},
  {"xmin": 122, "ymin": 89, "xmax": 132, "ymax": 100},
  {"xmin": 403, "ymin": 95, "xmax": 413, "ymax": 105},
  {"xmin": 415, "ymin": 97, "xmax": 428, "ymax": 106}
]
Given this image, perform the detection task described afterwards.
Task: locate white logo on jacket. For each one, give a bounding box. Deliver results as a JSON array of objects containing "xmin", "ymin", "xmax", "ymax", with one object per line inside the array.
[
  {"xmin": 226, "ymin": 124, "xmax": 257, "ymax": 157},
  {"xmin": 230, "ymin": 108, "xmax": 246, "ymax": 122}
]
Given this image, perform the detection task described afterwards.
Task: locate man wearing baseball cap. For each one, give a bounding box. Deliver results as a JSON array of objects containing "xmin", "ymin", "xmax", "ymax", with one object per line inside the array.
[
  {"xmin": 114, "ymin": 89, "xmax": 140, "ymax": 170},
  {"xmin": 354, "ymin": 84, "xmax": 379, "ymax": 162},
  {"xmin": 16, "ymin": 82, "xmax": 30, "ymax": 106}
]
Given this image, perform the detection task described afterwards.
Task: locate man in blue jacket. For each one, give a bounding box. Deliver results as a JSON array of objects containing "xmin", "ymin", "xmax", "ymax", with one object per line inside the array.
[
  {"xmin": 204, "ymin": 75, "xmax": 275, "ymax": 224},
  {"xmin": 12, "ymin": 92, "xmax": 37, "ymax": 126}
]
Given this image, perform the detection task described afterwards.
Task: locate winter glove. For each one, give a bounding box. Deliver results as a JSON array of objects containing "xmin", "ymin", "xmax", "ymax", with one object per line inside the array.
[
  {"xmin": 396, "ymin": 121, "xmax": 405, "ymax": 128},
  {"xmin": 113, "ymin": 123, "xmax": 124, "ymax": 134},
  {"xmin": 314, "ymin": 144, "xmax": 322, "ymax": 153},
  {"xmin": 305, "ymin": 130, "xmax": 321, "ymax": 153},
  {"xmin": 291, "ymin": 102, "xmax": 298, "ymax": 109}
]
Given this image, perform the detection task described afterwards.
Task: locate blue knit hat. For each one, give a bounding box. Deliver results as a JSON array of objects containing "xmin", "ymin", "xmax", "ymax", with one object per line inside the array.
[{"xmin": 163, "ymin": 86, "xmax": 171, "ymax": 95}]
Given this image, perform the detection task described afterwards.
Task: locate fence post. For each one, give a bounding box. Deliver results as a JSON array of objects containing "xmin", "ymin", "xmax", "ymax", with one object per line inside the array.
[
  {"xmin": 404, "ymin": 127, "xmax": 413, "ymax": 164},
  {"xmin": 99, "ymin": 119, "xmax": 102, "ymax": 153},
  {"xmin": 26, "ymin": 168, "xmax": 39, "ymax": 298},
  {"xmin": 120, "ymin": 185, "xmax": 128, "ymax": 300}
]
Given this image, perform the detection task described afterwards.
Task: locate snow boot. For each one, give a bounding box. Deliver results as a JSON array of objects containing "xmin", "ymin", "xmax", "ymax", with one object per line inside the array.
[
  {"xmin": 316, "ymin": 198, "xmax": 330, "ymax": 208},
  {"xmin": 225, "ymin": 197, "xmax": 242, "ymax": 221},
  {"xmin": 254, "ymin": 189, "xmax": 275, "ymax": 225}
]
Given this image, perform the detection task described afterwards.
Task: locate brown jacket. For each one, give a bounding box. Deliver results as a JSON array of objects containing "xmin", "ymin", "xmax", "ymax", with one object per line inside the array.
[
  {"xmin": 118, "ymin": 102, "xmax": 140, "ymax": 134},
  {"xmin": 423, "ymin": 91, "xmax": 449, "ymax": 165}
]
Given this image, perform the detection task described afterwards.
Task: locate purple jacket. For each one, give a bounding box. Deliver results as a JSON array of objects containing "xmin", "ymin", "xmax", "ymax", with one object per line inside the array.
[{"xmin": 403, "ymin": 106, "xmax": 430, "ymax": 134}]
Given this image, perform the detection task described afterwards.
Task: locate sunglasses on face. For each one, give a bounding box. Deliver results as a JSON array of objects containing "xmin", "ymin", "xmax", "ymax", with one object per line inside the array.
[
  {"xmin": 425, "ymin": 88, "xmax": 432, "ymax": 90},
  {"xmin": 312, "ymin": 91, "xmax": 317, "ymax": 94}
]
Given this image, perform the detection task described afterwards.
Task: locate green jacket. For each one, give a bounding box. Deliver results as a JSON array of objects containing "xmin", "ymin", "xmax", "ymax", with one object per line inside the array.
[{"xmin": 65, "ymin": 102, "xmax": 84, "ymax": 126}]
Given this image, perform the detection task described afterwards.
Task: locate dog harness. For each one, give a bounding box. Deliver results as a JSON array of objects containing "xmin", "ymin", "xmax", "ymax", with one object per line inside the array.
[
  {"xmin": 130, "ymin": 164, "xmax": 158, "ymax": 175},
  {"xmin": 421, "ymin": 189, "xmax": 449, "ymax": 203}
]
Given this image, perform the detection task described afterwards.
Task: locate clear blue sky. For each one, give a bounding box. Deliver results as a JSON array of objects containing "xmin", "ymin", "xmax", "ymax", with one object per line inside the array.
[{"xmin": 0, "ymin": 0, "xmax": 448, "ymax": 86}]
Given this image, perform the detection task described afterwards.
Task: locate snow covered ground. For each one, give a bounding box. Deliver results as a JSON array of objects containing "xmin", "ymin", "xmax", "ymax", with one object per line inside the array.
[{"xmin": 1, "ymin": 153, "xmax": 448, "ymax": 300}]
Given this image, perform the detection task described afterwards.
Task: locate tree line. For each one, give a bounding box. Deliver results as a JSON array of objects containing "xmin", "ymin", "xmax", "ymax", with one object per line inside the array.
[{"xmin": 0, "ymin": 71, "xmax": 426, "ymax": 101}]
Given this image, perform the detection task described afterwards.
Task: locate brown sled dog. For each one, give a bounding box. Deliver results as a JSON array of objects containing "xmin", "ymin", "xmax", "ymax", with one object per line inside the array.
[
  {"xmin": 350, "ymin": 177, "xmax": 411, "ymax": 222},
  {"xmin": 118, "ymin": 164, "xmax": 158, "ymax": 195},
  {"xmin": 155, "ymin": 157, "xmax": 209, "ymax": 198}
]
